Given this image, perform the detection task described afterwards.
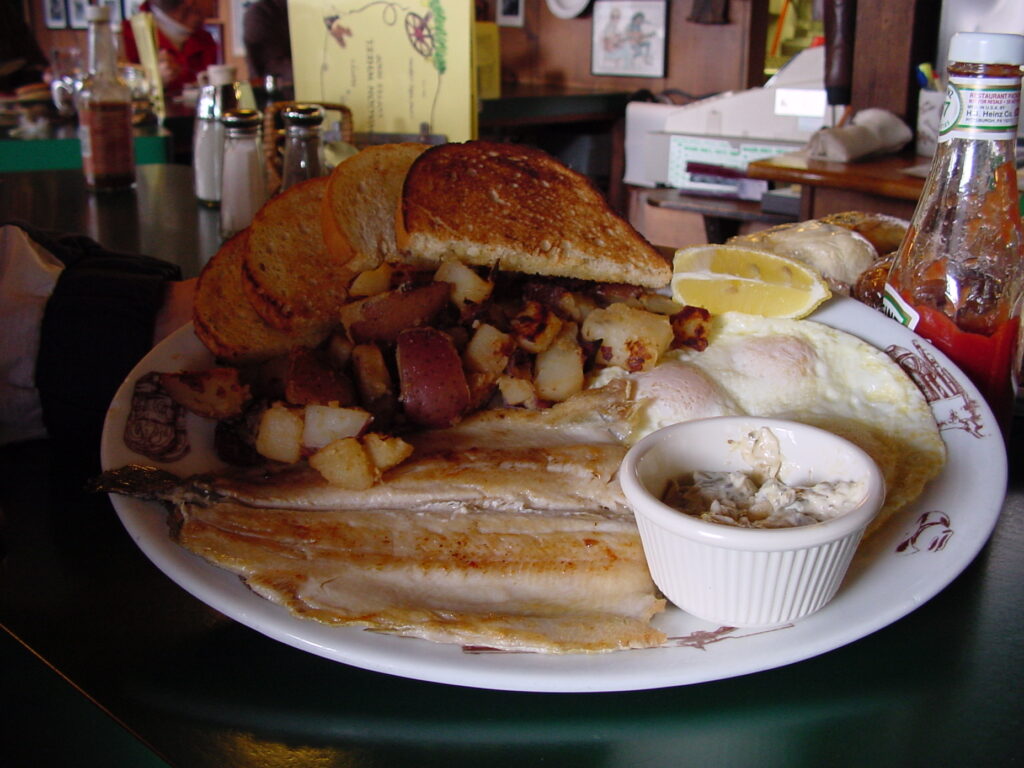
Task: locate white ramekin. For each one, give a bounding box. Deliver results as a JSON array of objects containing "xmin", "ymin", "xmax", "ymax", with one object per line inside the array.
[{"xmin": 619, "ymin": 416, "xmax": 886, "ymax": 627}]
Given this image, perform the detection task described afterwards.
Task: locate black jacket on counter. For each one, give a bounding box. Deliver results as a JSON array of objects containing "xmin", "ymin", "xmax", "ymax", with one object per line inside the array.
[{"xmin": 13, "ymin": 223, "xmax": 181, "ymax": 475}]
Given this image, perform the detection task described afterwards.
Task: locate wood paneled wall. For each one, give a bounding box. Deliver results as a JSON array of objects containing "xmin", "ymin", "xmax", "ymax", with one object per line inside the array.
[
  {"xmin": 500, "ymin": 0, "xmax": 768, "ymax": 96},
  {"xmin": 24, "ymin": 0, "xmax": 765, "ymax": 97}
]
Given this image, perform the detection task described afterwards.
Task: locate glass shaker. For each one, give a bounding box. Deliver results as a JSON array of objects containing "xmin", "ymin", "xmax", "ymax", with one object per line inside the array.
[
  {"xmin": 193, "ymin": 64, "xmax": 240, "ymax": 207},
  {"xmin": 280, "ymin": 104, "xmax": 326, "ymax": 191},
  {"xmin": 220, "ymin": 108, "xmax": 268, "ymax": 240}
]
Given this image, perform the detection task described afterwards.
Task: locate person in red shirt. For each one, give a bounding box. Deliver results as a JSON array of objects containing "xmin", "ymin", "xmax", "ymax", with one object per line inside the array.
[{"xmin": 122, "ymin": 0, "xmax": 219, "ymax": 96}]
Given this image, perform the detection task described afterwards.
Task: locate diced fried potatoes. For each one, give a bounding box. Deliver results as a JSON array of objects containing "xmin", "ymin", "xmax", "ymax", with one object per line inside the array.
[
  {"xmin": 158, "ymin": 368, "xmax": 251, "ymax": 419},
  {"xmin": 325, "ymin": 333, "xmax": 354, "ymax": 369},
  {"xmin": 350, "ymin": 343, "xmax": 397, "ymax": 421},
  {"xmin": 510, "ymin": 300, "xmax": 564, "ymax": 354},
  {"xmin": 308, "ymin": 437, "xmax": 377, "ymax": 490},
  {"xmin": 497, "ymin": 374, "xmax": 538, "ymax": 408},
  {"xmin": 581, "ymin": 303, "xmax": 673, "ymax": 373},
  {"xmin": 362, "ymin": 432, "xmax": 414, "ymax": 472},
  {"xmin": 533, "ymin": 321, "xmax": 584, "ymax": 402},
  {"xmin": 463, "ymin": 323, "xmax": 513, "ymax": 376},
  {"xmin": 669, "ymin": 306, "xmax": 712, "ymax": 351},
  {"xmin": 301, "ymin": 405, "xmax": 372, "ymax": 451},
  {"xmin": 348, "ymin": 263, "xmax": 394, "ymax": 297},
  {"xmin": 435, "ymin": 258, "xmax": 494, "ymax": 314},
  {"xmin": 255, "ymin": 403, "xmax": 305, "ymax": 463}
]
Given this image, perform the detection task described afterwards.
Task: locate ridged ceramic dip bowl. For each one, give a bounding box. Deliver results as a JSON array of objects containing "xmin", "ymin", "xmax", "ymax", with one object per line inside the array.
[{"xmin": 619, "ymin": 417, "xmax": 886, "ymax": 627}]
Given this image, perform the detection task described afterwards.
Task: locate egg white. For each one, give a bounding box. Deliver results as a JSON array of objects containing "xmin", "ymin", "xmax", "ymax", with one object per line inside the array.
[{"xmin": 628, "ymin": 312, "xmax": 946, "ymax": 534}]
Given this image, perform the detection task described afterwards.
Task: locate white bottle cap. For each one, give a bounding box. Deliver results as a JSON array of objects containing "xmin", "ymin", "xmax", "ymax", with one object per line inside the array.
[
  {"xmin": 207, "ymin": 65, "xmax": 237, "ymax": 87},
  {"xmin": 86, "ymin": 5, "xmax": 111, "ymax": 22},
  {"xmin": 948, "ymin": 32, "xmax": 1024, "ymax": 66}
]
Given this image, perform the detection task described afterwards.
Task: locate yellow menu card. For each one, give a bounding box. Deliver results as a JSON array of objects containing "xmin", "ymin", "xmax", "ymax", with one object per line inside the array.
[{"xmin": 289, "ymin": 0, "xmax": 476, "ymax": 143}]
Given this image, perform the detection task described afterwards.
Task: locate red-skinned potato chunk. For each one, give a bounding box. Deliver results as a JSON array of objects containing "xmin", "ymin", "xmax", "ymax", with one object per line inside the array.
[
  {"xmin": 158, "ymin": 367, "xmax": 250, "ymax": 419},
  {"xmin": 339, "ymin": 281, "xmax": 450, "ymax": 344},
  {"xmin": 283, "ymin": 347, "xmax": 357, "ymax": 406},
  {"xmin": 396, "ymin": 327, "xmax": 471, "ymax": 428}
]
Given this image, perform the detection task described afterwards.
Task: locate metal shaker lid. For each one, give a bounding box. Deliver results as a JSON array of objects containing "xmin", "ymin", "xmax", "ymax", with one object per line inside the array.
[
  {"xmin": 222, "ymin": 108, "xmax": 262, "ymax": 130},
  {"xmin": 282, "ymin": 104, "xmax": 325, "ymax": 126}
]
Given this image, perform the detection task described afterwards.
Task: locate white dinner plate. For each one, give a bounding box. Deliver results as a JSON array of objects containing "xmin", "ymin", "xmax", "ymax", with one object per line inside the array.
[
  {"xmin": 545, "ymin": 0, "xmax": 591, "ymax": 20},
  {"xmin": 101, "ymin": 297, "xmax": 1007, "ymax": 692}
]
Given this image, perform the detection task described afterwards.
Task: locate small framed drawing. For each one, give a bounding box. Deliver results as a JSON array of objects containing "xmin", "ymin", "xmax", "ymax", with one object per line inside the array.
[
  {"xmin": 68, "ymin": 0, "xmax": 88, "ymax": 29},
  {"xmin": 123, "ymin": 0, "xmax": 146, "ymax": 18},
  {"xmin": 98, "ymin": 0, "xmax": 123, "ymax": 23},
  {"xmin": 497, "ymin": 0, "xmax": 525, "ymax": 28},
  {"xmin": 591, "ymin": 0, "xmax": 667, "ymax": 78},
  {"xmin": 44, "ymin": 0, "xmax": 68, "ymax": 29}
]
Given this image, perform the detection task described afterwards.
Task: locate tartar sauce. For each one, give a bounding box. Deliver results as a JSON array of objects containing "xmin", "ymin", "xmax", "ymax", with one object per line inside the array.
[{"xmin": 662, "ymin": 428, "xmax": 865, "ymax": 528}]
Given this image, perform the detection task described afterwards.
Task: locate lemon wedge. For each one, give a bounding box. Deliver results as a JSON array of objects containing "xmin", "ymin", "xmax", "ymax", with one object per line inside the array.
[{"xmin": 671, "ymin": 244, "xmax": 831, "ymax": 319}]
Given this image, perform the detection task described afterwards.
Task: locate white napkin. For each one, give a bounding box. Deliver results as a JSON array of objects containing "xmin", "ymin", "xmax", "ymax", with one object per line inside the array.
[{"xmin": 806, "ymin": 108, "xmax": 913, "ymax": 162}]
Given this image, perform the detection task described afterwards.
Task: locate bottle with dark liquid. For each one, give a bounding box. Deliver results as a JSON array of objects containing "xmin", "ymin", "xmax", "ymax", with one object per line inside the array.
[
  {"xmin": 883, "ymin": 32, "xmax": 1024, "ymax": 435},
  {"xmin": 78, "ymin": 4, "xmax": 135, "ymax": 191}
]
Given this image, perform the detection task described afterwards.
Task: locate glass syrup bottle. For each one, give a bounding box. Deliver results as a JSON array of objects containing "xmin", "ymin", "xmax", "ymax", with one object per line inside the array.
[
  {"xmin": 883, "ymin": 32, "xmax": 1024, "ymax": 435},
  {"xmin": 78, "ymin": 4, "xmax": 135, "ymax": 191}
]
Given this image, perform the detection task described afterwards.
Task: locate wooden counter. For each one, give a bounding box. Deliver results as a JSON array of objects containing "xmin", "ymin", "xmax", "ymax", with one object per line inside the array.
[{"xmin": 747, "ymin": 151, "xmax": 927, "ymax": 220}]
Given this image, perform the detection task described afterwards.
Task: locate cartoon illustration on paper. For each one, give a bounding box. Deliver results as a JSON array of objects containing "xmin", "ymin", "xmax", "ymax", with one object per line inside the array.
[{"xmin": 297, "ymin": 0, "xmax": 468, "ymax": 140}]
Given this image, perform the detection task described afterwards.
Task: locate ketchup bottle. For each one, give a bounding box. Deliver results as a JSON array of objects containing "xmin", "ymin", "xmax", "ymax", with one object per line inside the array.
[
  {"xmin": 883, "ymin": 32, "xmax": 1024, "ymax": 436},
  {"xmin": 78, "ymin": 4, "xmax": 136, "ymax": 191}
]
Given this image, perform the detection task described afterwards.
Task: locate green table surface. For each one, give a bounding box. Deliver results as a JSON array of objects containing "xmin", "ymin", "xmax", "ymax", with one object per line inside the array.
[
  {"xmin": 2, "ymin": 165, "xmax": 1022, "ymax": 767},
  {"xmin": 1, "ymin": 419, "xmax": 1022, "ymax": 767},
  {"xmin": 0, "ymin": 128, "xmax": 173, "ymax": 172}
]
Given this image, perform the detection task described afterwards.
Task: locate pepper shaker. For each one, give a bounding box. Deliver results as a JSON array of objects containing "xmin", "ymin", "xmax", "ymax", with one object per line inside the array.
[{"xmin": 280, "ymin": 104, "xmax": 326, "ymax": 192}]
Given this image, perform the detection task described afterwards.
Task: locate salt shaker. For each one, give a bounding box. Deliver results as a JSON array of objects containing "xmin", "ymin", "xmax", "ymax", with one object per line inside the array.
[
  {"xmin": 220, "ymin": 109, "xmax": 267, "ymax": 240},
  {"xmin": 193, "ymin": 64, "xmax": 240, "ymax": 207},
  {"xmin": 280, "ymin": 104, "xmax": 326, "ymax": 191}
]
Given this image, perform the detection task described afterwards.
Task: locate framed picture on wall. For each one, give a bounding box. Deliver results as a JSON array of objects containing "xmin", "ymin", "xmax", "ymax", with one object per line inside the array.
[
  {"xmin": 98, "ymin": 0, "xmax": 123, "ymax": 23},
  {"xmin": 44, "ymin": 0, "xmax": 68, "ymax": 29},
  {"xmin": 497, "ymin": 0, "xmax": 525, "ymax": 28},
  {"xmin": 123, "ymin": 0, "xmax": 146, "ymax": 18},
  {"xmin": 591, "ymin": 0, "xmax": 667, "ymax": 78},
  {"xmin": 68, "ymin": 0, "xmax": 88, "ymax": 29}
]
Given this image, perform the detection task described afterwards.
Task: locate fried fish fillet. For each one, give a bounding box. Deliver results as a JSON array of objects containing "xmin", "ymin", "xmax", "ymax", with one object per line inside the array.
[{"xmin": 97, "ymin": 436, "xmax": 666, "ymax": 653}]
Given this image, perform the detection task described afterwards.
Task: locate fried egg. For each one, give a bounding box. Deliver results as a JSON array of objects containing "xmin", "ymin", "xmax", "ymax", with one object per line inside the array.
[{"xmin": 629, "ymin": 312, "xmax": 946, "ymax": 534}]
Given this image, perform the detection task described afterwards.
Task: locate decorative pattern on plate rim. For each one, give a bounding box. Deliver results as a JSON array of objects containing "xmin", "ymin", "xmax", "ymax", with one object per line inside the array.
[
  {"xmin": 665, "ymin": 624, "xmax": 793, "ymax": 649},
  {"xmin": 886, "ymin": 340, "xmax": 985, "ymax": 438},
  {"xmin": 896, "ymin": 510, "xmax": 954, "ymax": 555}
]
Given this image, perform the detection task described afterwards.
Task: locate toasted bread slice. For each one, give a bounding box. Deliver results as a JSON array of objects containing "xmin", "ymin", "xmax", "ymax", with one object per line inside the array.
[
  {"xmin": 194, "ymin": 231, "xmax": 330, "ymax": 364},
  {"xmin": 321, "ymin": 143, "xmax": 429, "ymax": 273},
  {"xmin": 395, "ymin": 141, "xmax": 670, "ymax": 289},
  {"xmin": 241, "ymin": 175, "xmax": 350, "ymax": 332}
]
